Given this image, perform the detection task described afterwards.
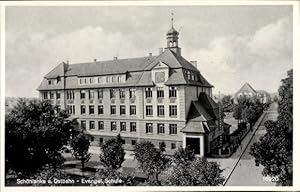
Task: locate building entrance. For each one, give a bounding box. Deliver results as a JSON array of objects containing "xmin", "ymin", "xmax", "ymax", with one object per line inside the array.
[{"xmin": 186, "ymin": 137, "xmax": 200, "ymax": 154}]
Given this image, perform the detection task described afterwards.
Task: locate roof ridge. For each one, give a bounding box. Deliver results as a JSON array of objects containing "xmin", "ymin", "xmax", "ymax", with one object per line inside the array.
[{"xmin": 68, "ymin": 55, "xmax": 157, "ymax": 66}]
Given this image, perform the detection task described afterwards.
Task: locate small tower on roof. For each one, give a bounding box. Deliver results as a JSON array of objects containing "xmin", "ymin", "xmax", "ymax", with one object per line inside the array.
[{"xmin": 166, "ymin": 13, "xmax": 181, "ymax": 55}]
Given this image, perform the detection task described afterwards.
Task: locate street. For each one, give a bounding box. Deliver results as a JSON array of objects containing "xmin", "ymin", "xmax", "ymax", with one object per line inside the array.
[{"xmin": 225, "ymin": 102, "xmax": 278, "ymax": 186}]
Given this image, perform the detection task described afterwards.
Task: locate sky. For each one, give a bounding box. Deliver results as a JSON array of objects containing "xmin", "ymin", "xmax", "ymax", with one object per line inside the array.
[{"xmin": 5, "ymin": 5, "xmax": 293, "ymax": 97}]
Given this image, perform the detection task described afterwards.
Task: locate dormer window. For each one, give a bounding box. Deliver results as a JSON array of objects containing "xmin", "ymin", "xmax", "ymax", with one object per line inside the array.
[
  {"xmin": 187, "ymin": 71, "xmax": 191, "ymax": 80},
  {"xmin": 90, "ymin": 78, "xmax": 94, "ymax": 84},
  {"xmin": 48, "ymin": 79, "xmax": 55, "ymax": 85},
  {"xmin": 112, "ymin": 76, "xmax": 116, "ymax": 83}
]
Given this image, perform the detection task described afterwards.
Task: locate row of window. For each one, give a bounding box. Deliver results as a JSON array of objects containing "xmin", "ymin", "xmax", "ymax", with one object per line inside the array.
[
  {"xmin": 43, "ymin": 91, "xmax": 61, "ymax": 100},
  {"xmin": 43, "ymin": 87, "xmax": 177, "ymax": 100},
  {"xmin": 145, "ymin": 105, "xmax": 177, "ymax": 117},
  {"xmin": 92, "ymin": 137, "xmax": 177, "ymax": 149},
  {"xmin": 79, "ymin": 104, "xmax": 177, "ymax": 117},
  {"xmin": 80, "ymin": 105, "xmax": 136, "ymax": 115},
  {"xmin": 81, "ymin": 120, "xmax": 177, "ymax": 135},
  {"xmin": 185, "ymin": 70, "xmax": 198, "ymax": 81},
  {"xmin": 79, "ymin": 75, "xmax": 124, "ymax": 85},
  {"xmin": 145, "ymin": 87, "xmax": 177, "ymax": 98}
]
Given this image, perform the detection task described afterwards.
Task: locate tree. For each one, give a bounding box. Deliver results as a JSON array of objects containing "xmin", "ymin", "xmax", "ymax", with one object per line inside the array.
[
  {"xmin": 241, "ymin": 106, "xmax": 257, "ymax": 129},
  {"xmin": 99, "ymin": 134, "xmax": 125, "ymax": 170},
  {"xmin": 165, "ymin": 147, "xmax": 224, "ymax": 186},
  {"xmin": 134, "ymin": 141, "xmax": 169, "ymax": 185},
  {"xmin": 70, "ymin": 133, "xmax": 91, "ymax": 173},
  {"xmin": 5, "ymin": 99, "xmax": 77, "ymax": 176},
  {"xmin": 173, "ymin": 146, "xmax": 195, "ymax": 165},
  {"xmin": 221, "ymin": 95, "xmax": 234, "ymax": 112},
  {"xmin": 250, "ymin": 69, "xmax": 293, "ymax": 186},
  {"xmin": 233, "ymin": 103, "xmax": 244, "ymax": 125}
]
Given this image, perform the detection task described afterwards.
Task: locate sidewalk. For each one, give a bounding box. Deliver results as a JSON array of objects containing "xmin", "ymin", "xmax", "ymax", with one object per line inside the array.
[{"xmin": 207, "ymin": 110, "xmax": 267, "ymax": 185}]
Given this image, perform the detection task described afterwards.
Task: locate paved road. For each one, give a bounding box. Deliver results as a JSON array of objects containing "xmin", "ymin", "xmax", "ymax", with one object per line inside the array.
[{"xmin": 225, "ymin": 102, "xmax": 278, "ymax": 186}]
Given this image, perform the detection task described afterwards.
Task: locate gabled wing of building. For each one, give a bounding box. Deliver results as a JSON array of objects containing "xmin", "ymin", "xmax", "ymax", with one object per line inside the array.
[{"xmin": 181, "ymin": 92, "xmax": 220, "ymax": 134}]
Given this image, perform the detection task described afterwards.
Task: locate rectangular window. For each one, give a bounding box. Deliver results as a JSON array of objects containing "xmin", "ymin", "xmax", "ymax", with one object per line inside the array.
[
  {"xmin": 112, "ymin": 76, "xmax": 116, "ymax": 83},
  {"xmin": 146, "ymin": 123, "xmax": 153, "ymax": 134},
  {"xmin": 120, "ymin": 122, "xmax": 126, "ymax": 132},
  {"xmin": 169, "ymin": 105, "xmax": 177, "ymax": 117},
  {"xmin": 157, "ymin": 105, "xmax": 165, "ymax": 116},
  {"xmin": 131, "ymin": 140, "xmax": 136, "ymax": 145},
  {"xmin": 169, "ymin": 124, "xmax": 177, "ymax": 135},
  {"xmin": 145, "ymin": 88, "xmax": 152, "ymax": 98},
  {"xmin": 110, "ymin": 89, "xmax": 116, "ymax": 98},
  {"xmin": 119, "ymin": 88, "xmax": 125, "ymax": 99},
  {"xmin": 120, "ymin": 105, "xmax": 126, "ymax": 115},
  {"xmin": 90, "ymin": 136, "xmax": 94, "ymax": 142},
  {"xmin": 67, "ymin": 105, "xmax": 75, "ymax": 114},
  {"xmin": 111, "ymin": 105, "xmax": 116, "ymax": 115},
  {"xmin": 43, "ymin": 92, "xmax": 48, "ymax": 100},
  {"xmin": 99, "ymin": 137, "xmax": 103, "ymax": 143},
  {"xmin": 130, "ymin": 105, "xmax": 136, "ymax": 115},
  {"xmin": 129, "ymin": 88, "xmax": 136, "ymax": 98},
  {"xmin": 130, "ymin": 122, "xmax": 136, "ymax": 132},
  {"xmin": 80, "ymin": 90, "xmax": 85, "ymax": 99},
  {"xmin": 117, "ymin": 76, "xmax": 122, "ymax": 82},
  {"xmin": 98, "ymin": 121, "xmax": 104, "ymax": 130},
  {"xmin": 171, "ymin": 143, "xmax": 176, "ymax": 149},
  {"xmin": 56, "ymin": 91, "xmax": 61, "ymax": 99},
  {"xmin": 106, "ymin": 76, "xmax": 110, "ymax": 83},
  {"xmin": 50, "ymin": 92, "xmax": 54, "ymax": 99},
  {"xmin": 81, "ymin": 105, "xmax": 86, "ymax": 114},
  {"xmin": 157, "ymin": 87, "xmax": 164, "ymax": 98},
  {"xmin": 98, "ymin": 105, "xmax": 103, "ymax": 114},
  {"xmin": 157, "ymin": 123, "xmax": 165, "ymax": 134},
  {"xmin": 89, "ymin": 90, "xmax": 94, "ymax": 99},
  {"xmin": 89, "ymin": 105, "xmax": 95, "ymax": 115},
  {"xmin": 97, "ymin": 89, "xmax": 103, "ymax": 99},
  {"xmin": 121, "ymin": 139, "xmax": 125, "ymax": 144},
  {"xmin": 187, "ymin": 71, "xmax": 191, "ymax": 80},
  {"xmin": 169, "ymin": 87, "xmax": 177, "ymax": 98},
  {"xmin": 111, "ymin": 121, "xmax": 117, "ymax": 131},
  {"xmin": 67, "ymin": 91, "xmax": 74, "ymax": 100},
  {"xmin": 90, "ymin": 77, "xmax": 94, "ymax": 84},
  {"xmin": 97, "ymin": 77, "xmax": 101, "ymax": 84},
  {"xmin": 81, "ymin": 120, "xmax": 86, "ymax": 130},
  {"xmin": 146, "ymin": 105, "xmax": 153, "ymax": 116},
  {"xmin": 89, "ymin": 121, "xmax": 95, "ymax": 129}
]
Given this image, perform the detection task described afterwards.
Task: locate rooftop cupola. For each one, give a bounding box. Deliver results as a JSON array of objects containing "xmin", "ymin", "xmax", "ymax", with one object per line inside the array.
[{"xmin": 166, "ymin": 13, "xmax": 181, "ymax": 55}]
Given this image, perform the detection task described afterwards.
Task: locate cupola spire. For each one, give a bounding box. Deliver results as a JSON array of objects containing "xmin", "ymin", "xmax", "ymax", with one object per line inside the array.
[{"xmin": 165, "ymin": 12, "xmax": 181, "ymax": 55}]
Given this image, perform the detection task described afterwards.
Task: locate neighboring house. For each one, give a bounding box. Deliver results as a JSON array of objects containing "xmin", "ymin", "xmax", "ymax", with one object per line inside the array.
[
  {"xmin": 234, "ymin": 82, "xmax": 271, "ymax": 104},
  {"xmin": 37, "ymin": 19, "xmax": 228, "ymax": 157}
]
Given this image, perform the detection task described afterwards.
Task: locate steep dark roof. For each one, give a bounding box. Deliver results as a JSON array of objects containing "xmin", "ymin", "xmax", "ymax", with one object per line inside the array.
[
  {"xmin": 38, "ymin": 49, "xmax": 213, "ymax": 90},
  {"xmin": 181, "ymin": 93, "xmax": 220, "ymax": 134}
]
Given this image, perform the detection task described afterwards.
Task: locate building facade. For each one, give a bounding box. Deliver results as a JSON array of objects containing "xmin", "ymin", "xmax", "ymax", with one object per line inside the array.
[
  {"xmin": 234, "ymin": 82, "xmax": 271, "ymax": 104},
  {"xmin": 38, "ymin": 21, "xmax": 226, "ymax": 157}
]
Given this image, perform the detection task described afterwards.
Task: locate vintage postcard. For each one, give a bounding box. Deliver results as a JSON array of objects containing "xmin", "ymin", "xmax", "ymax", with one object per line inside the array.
[{"xmin": 0, "ymin": 1, "xmax": 299, "ymax": 191}]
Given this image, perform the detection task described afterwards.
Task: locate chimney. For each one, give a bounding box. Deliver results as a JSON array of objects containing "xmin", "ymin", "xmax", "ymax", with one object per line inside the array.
[
  {"xmin": 66, "ymin": 60, "xmax": 69, "ymax": 64},
  {"xmin": 114, "ymin": 56, "xmax": 118, "ymax": 60},
  {"xmin": 93, "ymin": 59, "xmax": 97, "ymax": 62},
  {"xmin": 190, "ymin": 61, "xmax": 197, "ymax": 68},
  {"xmin": 149, "ymin": 53, "xmax": 152, "ymax": 57},
  {"xmin": 158, "ymin": 48, "xmax": 163, "ymax": 55}
]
